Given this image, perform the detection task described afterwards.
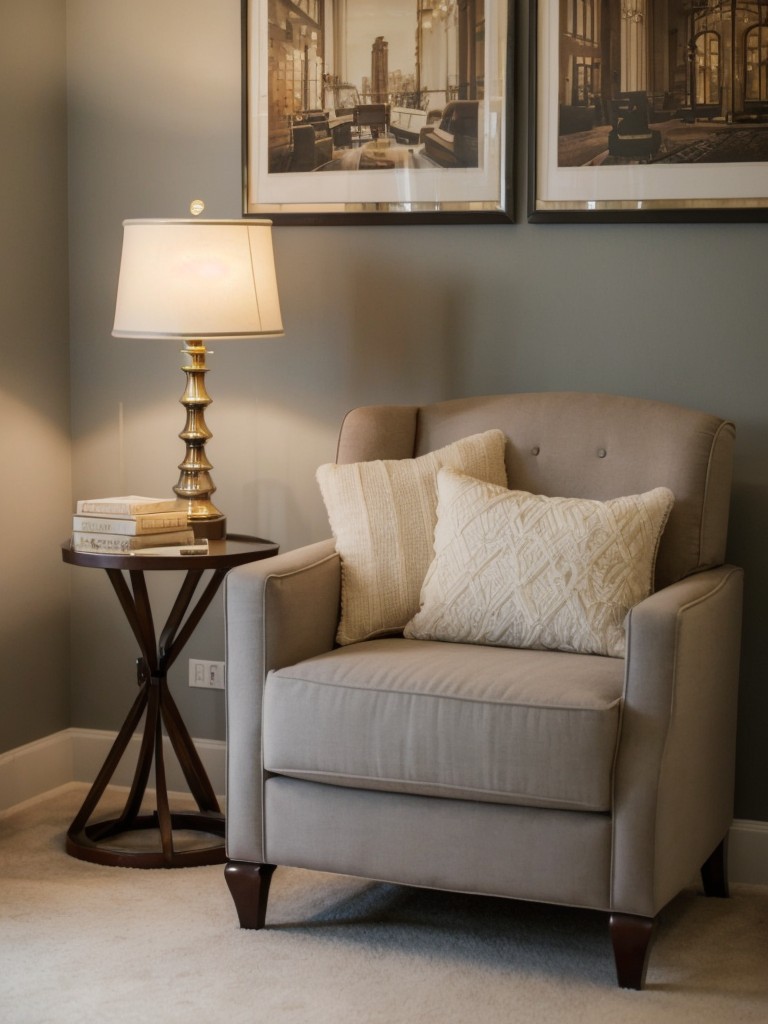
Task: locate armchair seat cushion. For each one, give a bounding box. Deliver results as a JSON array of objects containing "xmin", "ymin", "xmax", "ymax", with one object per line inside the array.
[{"xmin": 263, "ymin": 638, "xmax": 624, "ymax": 813}]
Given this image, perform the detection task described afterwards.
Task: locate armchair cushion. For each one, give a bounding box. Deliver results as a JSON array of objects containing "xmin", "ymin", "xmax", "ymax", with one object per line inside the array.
[
  {"xmin": 405, "ymin": 470, "xmax": 674, "ymax": 657},
  {"xmin": 316, "ymin": 430, "xmax": 507, "ymax": 645},
  {"xmin": 263, "ymin": 638, "xmax": 624, "ymax": 812}
]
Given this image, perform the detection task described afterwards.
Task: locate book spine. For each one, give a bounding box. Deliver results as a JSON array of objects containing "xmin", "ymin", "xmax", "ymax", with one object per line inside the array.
[
  {"xmin": 72, "ymin": 529, "xmax": 195, "ymax": 552},
  {"xmin": 72, "ymin": 514, "xmax": 189, "ymax": 536}
]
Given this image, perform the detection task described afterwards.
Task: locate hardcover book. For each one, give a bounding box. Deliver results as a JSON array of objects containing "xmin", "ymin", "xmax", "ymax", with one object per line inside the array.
[
  {"xmin": 75, "ymin": 496, "xmax": 185, "ymax": 516},
  {"xmin": 73, "ymin": 529, "xmax": 195, "ymax": 553},
  {"xmin": 72, "ymin": 512, "xmax": 189, "ymax": 535}
]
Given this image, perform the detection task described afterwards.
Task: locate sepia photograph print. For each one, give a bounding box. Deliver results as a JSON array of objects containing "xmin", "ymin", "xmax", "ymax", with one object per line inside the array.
[
  {"xmin": 243, "ymin": 0, "xmax": 513, "ymax": 223},
  {"xmin": 530, "ymin": 0, "xmax": 768, "ymax": 220}
]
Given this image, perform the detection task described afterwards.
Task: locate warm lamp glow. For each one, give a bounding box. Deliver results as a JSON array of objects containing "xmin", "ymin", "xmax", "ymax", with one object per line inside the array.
[
  {"xmin": 113, "ymin": 219, "xmax": 283, "ymax": 340},
  {"xmin": 112, "ymin": 218, "xmax": 284, "ymax": 538}
]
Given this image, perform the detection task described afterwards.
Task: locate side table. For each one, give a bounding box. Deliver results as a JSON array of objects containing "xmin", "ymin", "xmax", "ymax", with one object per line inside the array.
[{"xmin": 61, "ymin": 534, "xmax": 278, "ymax": 868}]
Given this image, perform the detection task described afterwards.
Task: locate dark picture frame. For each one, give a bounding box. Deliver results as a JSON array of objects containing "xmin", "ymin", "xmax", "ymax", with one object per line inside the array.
[
  {"xmin": 243, "ymin": 0, "xmax": 514, "ymax": 225},
  {"xmin": 529, "ymin": 0, "xmax": 768, "ymax": 223}
]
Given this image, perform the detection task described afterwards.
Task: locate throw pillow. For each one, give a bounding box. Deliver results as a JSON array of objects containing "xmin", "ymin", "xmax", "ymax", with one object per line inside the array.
[
  {"xmin": 316, "ymin": 430, "xmax": 508, "ymax": 646},
  {"xmin": 405, "ymin": 469, "xmax": 674, "ymax": 658}
]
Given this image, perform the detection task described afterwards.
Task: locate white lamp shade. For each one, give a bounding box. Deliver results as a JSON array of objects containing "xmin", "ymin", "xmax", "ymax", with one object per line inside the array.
[{"xmin": 112, "ymin": 219, "xmax": 284, "ymax": 340}]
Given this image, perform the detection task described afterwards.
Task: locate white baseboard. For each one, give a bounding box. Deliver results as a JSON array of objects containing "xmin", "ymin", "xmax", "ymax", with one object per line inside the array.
[
  {"xmin": 0, "ymin": 731, "xmax": 75, "ymax": 813},
  {"xmin": 1, "ymin": 731, "xmax": 766, "ymax": 886},
  {"xmin": 727, "ymin": 819, "xmax": 768, "ymax": 887},
  {"xmin": 0, "ymin": 728, "xmax": 225, "ymax": 817}
]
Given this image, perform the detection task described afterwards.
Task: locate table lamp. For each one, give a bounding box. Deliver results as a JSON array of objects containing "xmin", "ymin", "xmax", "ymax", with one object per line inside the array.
[{"xmin": 112, "ymin": 216, "xmax": 284, "ymax": 539}]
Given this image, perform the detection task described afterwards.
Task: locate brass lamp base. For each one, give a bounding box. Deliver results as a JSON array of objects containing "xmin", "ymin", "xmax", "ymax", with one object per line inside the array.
[
  {"xmin": 173, "ymin": 340, "xmax": 227, "ymax": 539},
  {"xmin": 188, "ymin": 514, "xmax": 227, "ymax": 541}
]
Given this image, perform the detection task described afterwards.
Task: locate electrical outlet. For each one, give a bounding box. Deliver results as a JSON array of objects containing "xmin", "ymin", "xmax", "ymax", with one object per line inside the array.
[{"xmin": 188, "ymin": 659, "xmax": 225, "ymax": 690}]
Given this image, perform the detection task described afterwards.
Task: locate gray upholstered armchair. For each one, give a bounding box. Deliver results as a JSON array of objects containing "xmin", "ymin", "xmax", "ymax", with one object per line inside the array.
[{"xmin": 223, "ymin": 393, "xmax": 742, "ymax": 989}]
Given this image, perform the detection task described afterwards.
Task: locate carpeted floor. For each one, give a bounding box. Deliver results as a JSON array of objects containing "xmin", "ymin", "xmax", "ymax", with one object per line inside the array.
[{"xmin": 1, "ymin": 785, "xmax": 767, "ymax": 1024}]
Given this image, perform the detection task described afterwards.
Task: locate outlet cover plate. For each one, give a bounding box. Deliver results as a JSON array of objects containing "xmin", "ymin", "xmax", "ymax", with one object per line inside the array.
[{"xmin": 189, "ymin": 659, "xmax": 225, "ymax": 690}]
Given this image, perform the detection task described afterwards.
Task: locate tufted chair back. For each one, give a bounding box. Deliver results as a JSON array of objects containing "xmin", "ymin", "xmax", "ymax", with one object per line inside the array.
[{"xmin": 336, "ymin": 392, "xmax": 735, "ymax": 590}]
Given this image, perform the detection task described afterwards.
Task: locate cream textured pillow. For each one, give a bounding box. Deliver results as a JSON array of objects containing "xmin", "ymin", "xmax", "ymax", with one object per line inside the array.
[
  {"xmin": 405, "ymin": 469, "xmax": 674, "ymax": 658},
  {"xmin": 316, "ymin": 430, "xmax": 507, "ymax": 646}
]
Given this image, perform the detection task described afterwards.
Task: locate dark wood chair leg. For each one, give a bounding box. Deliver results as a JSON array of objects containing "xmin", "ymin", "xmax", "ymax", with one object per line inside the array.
[
  {"xmin": 609, "ymin": 913, "xmax": 655, "ymax": 990},
  {"xmin": 225, "ymin": 862, "xmax": 277, "ymax": 929},
  {"xmin": 700, "ymin": 836, "xmax": 729, "ymax": 898}
]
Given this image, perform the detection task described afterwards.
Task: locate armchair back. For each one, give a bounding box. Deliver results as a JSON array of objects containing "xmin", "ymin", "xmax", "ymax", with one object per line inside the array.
[{"xmin": 336, "ymin": 392, "xmax": 734, "ymax": 590}]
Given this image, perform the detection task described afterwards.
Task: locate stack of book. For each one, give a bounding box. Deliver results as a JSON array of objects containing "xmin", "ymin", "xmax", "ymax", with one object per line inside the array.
[{"xmin": 72, "ymin": 496, "xmax": 194, "ymax": 553}]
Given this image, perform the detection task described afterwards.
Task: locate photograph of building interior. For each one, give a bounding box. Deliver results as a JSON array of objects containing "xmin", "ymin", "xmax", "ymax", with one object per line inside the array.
[
  {"xmin": 266, "ymin": 0, "xmax": 485, "ymax": 170},
  {"xmin": 558, "ymin": 0, "xmax": 768, "ymax": 165}
]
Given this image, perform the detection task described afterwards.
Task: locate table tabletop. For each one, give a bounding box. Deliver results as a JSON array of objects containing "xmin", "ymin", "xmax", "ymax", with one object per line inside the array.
[{"xmin": 61, "ymin": 533, "xmax": 278, "ymax": 571}]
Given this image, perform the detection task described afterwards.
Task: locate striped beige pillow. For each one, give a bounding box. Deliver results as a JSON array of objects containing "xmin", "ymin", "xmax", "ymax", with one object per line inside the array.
[{"xmin": 317, "ymin": 431, "xmax": 507, "ymax": 646}]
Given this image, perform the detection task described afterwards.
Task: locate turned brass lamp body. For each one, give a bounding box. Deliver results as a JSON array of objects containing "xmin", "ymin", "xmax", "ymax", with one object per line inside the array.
[
  {"xmin": 112, "ymin": 219, "xmax": 284, "ymax": 539},
  {"xmin": 175, "ymin": 340, "xmax": 221, "ymax": 535}
]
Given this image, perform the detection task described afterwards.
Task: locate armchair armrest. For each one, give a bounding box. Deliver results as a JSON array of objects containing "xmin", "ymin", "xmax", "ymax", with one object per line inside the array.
[
  {"xmin": 226, "ymin": 538, "xmax": 340, "ymax": 678},
  {"xmin": 611, "ymin": 565, "xmax": 743, "ymax": 916},
  {"xmin": 224, "ymin": 538, "xmax": 340, "ymax": 861}
]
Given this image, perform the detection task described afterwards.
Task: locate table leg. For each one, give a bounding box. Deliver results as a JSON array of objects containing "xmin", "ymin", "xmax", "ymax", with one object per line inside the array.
[
  {"xmin": 66, "ymin": 680, "xmax": 150, "ymax": 845},
  {"xmin": 91, "ymin": 658, "xmax": 156, "ymax": 838},
  {"xmin": 66, "ymin": 567, "xmax": 228, "ymax": 868},
  {"xmin": 160, "ymin": 683, "xmax": 220, "ymax": 812},
  {"xmin": 152, "ymin": 680, "xmax": 174, "ymax": 864}
]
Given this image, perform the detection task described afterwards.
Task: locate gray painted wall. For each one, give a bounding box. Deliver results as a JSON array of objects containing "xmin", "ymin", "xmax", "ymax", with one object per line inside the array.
[
  {"xmin": 0, "ymin": 0, "xmax": 71, "ymax": 753},
  {"xmin": 7, "ymin": 1, "xmax": 764, "ymax": 824}
]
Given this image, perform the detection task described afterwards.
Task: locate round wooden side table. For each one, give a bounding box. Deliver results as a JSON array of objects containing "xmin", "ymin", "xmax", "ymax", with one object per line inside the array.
[{"xmin": 61, "ymin": 534, "xmax": 278, "ymax": 868}]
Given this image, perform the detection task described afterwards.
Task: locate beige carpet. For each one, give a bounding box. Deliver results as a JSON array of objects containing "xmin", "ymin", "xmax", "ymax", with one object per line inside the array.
[{"xmin": 1, "ymin": 785, "xmax": 767, "ymax": 1024}]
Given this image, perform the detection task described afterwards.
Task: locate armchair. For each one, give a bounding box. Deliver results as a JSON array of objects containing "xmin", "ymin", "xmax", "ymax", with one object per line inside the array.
[{"xmin": 224, "ymin": 392, "xmax": 742, "ymax": 989}]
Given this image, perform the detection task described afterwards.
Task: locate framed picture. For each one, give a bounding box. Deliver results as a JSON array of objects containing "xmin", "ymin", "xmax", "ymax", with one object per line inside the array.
[
  {"xmin": 529, "ymin": 0, "xmax": 768, "ymax": 222},
  {"xmin": 242, "ymin": 0, "xmax": 514, "ymax": 224}
]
